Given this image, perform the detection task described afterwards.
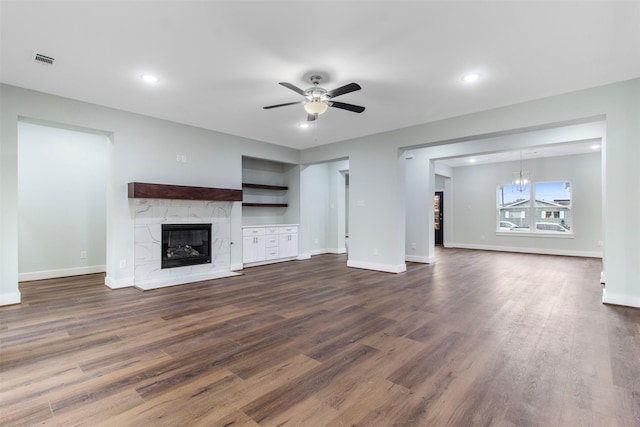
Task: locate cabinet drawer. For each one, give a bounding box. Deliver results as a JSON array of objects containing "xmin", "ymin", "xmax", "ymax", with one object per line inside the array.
[
  {"xmin": 265, "ymin": 236, "xmax": 278, "ymax": 247},
  {"xmin": 265, "ymin": 227, "xmax": 279, "ymax": 235},
  {"xmin": 243, "ymin": 227, "xmax": 265, "ymax": 237},
  {"xmin": 265, "ymin": 248, "xmax": 280, "ymax": 259},
  {"xmin": 278, "ymin": 226, "xmax": 298, "ymax": 234}
]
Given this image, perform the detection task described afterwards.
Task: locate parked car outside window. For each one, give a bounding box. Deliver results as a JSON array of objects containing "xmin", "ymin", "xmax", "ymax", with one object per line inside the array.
[
  {"xmin": 499, "ymin": 221, "xmax": 520, "ymax": 231},
  {"xmin": 536, "ymin": 222, "xmax": 570, "ymax": 232}
]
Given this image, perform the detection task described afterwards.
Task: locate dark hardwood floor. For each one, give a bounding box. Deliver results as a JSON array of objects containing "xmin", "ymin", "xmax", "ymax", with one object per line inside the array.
[{"xmin": 1, "ymin": 248, "xmax": 638, "ymax": 426}]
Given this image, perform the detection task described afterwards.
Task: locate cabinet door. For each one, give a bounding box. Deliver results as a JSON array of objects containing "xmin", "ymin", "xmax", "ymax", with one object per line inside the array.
[
  {"xmin": 278, "ymin": 233, "xmax": 298, "ymax": 258},
  {"xmin": 243, "ymin": 235, "xmax": 266, "ymax": 263}
]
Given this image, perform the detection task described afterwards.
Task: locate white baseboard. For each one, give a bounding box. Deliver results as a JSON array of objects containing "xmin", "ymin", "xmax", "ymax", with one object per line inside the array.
[
  {"xmin": 0, "ymin": 291, "xmax": 21, "ymax": 306},
  {"xmin": 104, "ymin": 275, "xmax": 134, "ymax": 289},
  {"xmin": 134, "ymin": 271, "xmax": 241, "ymax": 291},
  {"xmin": 297, "ymin": 252, "xmax": 311, "ymax": 260},
  {"xmin": 602, "ymin": 288, "xmax": 640, "ymax": 308},
  {"xmin": 328, "ymin": 247, "xmax": 347, "ymax": 254},
  {"xmin": 600, "ymin": 271, "xmax": 606, "ymax": 284},
  {"xmin": 19, "ymin": 265, "xmax": 107, "ymax": 282},
  {"xmin": 447, "ymin": 243, "xmax": 603, "ymax": 258},
  {"xmin": 347, "ymin": 260, "xmax": 407, "ymax": 274},
  {"xmin": 310, "ymin": 248, "xmax": 347, "ymax": 256},
  {"xmin": 405, "ymin": 255, "xmax": 436, "ymax": 264}
]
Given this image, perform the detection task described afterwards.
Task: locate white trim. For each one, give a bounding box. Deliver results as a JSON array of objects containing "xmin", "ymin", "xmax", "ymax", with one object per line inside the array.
[
  {"xmin": 19, "ymin": 265, "xmax": 107, "ymax": 282},
  {"xmin": 0, "ymin": 292, "xmax": 21, "ymax": 306},
  {"xmin": 602, "ymin": 288, "xmax": 640, "ymax": 308},
  {"xmin": 230, "ymin": 262, "xmax": 243, "ymax": 271},
  {"xmin": 327, "ymin": 247, "xmax": 347, "ymax": 254},
  {"xmin": 243, "ymin": 257, "xmax": 299, "ymax": 268},
  {"xmin": 134, "ymin": 271, "xmax": 241, "ymax": 291},
  {"xmin": 600, "ymin": 271, "xmax": 606, "ymax": 284},
  {"xmin": 347, "ymin": 260, "xmax": 407, "ymax": 274},
  {"xmin": 495, "ymin": 231, "xmax": 575, "ymax": 239},
  {"xmin": 104, "ymin": 275, "xmax": 134, "ymax": 289},
  {"xmin": 310, "ymin": 248, "xmax": 347, "ymax": 256},
  {"xmin": 405, "ymin": 255, "xmax": 436, "ymax": 264},
  {"xmin": 297, "ymin": 252, "xmax": 311, "ymax": 260},
  {"xmin": 448, "ymin": 243, "xmax": 602, "ymax": 258}
]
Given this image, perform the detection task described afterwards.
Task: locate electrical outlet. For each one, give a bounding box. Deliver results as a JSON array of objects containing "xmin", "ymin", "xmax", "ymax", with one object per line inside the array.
[
  {"xmin": 80, "ymin": 250, "xmax": 87, "ymax": 259},
  {"xmin": 597, "ymin": 240, "xmax": 603, "ymax": 247},
  {"xmin": 411, "ymin": 243, "xmax": 416, "ymax": 250},
  {"xmin": 119, "ymin": 259, "xmax": 127, "ymax": 268},
  {"xmin": 373, "ymin": 248, "xmax": 379, "ymax": 255}
]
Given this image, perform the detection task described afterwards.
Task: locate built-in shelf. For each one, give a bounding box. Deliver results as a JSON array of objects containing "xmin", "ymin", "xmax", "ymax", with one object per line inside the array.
[
  {"xmin": 128, "ymin": 182, "xmax": 242, "ymax": 201},
  {"xmin": 242, "ymin": 183, "xmax": 288, "ymax": 191},
  {"xmin": 242, "ymin": 203, "xmax": 288, "ymax": 207}
]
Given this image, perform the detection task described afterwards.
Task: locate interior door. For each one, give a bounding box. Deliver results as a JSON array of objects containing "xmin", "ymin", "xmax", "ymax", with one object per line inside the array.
[{"xmin": 434, "ymin": 192, "xmax": 444, "ymax": 245}]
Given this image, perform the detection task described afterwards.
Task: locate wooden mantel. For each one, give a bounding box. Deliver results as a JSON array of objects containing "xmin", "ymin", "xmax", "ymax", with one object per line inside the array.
[{"xmin": 128, "ymin": 182, "xmax": 242, "ymax": 202}]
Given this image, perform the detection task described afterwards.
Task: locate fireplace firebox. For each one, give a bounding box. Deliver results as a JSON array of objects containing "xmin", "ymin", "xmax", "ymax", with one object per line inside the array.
[{"xmin": 161, "ymin": 224, "xmax": 212, "ymax": 269}]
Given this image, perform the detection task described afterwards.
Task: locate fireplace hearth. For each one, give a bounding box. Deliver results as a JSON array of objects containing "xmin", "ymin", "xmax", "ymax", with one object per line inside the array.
[{"xmin": 161, "ymin": 223, "xmax": 212, "ymax": 269}]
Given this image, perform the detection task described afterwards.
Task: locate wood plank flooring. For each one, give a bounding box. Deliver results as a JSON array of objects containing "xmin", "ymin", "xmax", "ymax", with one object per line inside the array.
[{"xmin": 1, "ymin": 248, "xmax": 639, "ymax": 426}]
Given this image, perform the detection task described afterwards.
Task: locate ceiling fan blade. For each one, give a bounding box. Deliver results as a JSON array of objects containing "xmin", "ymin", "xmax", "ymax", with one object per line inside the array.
[
  {"xmin": 330, "ymin": 101, "xmax": 365, "ymax": 113},
  {"xmin": 307, "ymin": 113, "xmax": 317, "ymax": 121},
  {"xmin": 263, "ymin": 101, "xmax": 302, "ymax": 110},
  {"xmin": 326, "ymin": 82, "xmax": 361, "ymax": 98},
  {"xmin": 279, "ymin": 82, "xmax": 306, "ymax": 96}
]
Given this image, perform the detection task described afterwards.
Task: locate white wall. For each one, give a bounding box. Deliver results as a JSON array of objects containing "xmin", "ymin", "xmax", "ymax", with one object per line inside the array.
[
  {"xmin": 327, "ymin": 159, "xmax": 348, "ymax": 253},
  {"xmin": 18, "ymin": 122, "xmax": 108, "ymax": 280},
  {"xmin": 302, "ymin": 163, "xmax": 330, "ymax": 255},
  {"xmin": 449, "ymin": 152, "xmax": 602, "ymax": 257}
]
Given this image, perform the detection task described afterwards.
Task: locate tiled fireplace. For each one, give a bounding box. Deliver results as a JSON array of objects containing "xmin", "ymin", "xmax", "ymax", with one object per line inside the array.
[{"xmin": 130, "ymin": 183, "xmax": 243, "ymax": 290}]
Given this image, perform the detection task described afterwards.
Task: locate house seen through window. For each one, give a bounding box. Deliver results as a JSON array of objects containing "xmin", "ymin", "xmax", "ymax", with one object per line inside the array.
[{"xmin": 497, "ymin": 181, "xmax": 572, "ymax": 233}]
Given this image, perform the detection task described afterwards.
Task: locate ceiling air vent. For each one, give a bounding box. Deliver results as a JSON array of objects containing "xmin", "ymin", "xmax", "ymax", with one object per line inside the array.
[{"xmin": 34, "ymin": 53, "xmax": 55, "ymax": 65}]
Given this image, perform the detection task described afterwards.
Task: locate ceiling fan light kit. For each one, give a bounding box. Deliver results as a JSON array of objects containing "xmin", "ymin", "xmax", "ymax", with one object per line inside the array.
[
  {"xmin": 303, "ymin": 99, "xmax": 329, "ymax": 115},
  {"xmin": 264, "ymin": 74, "xmax": 365, "ymax": 121}
]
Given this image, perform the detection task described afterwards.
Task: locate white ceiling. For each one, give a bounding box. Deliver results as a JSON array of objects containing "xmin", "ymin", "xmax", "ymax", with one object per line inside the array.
[
  {"xmin": 435, "ymin": 139, "xmax": 602, "ymax": 168},
  {"xmin": 1, "ymin": 1, "xmax": 639, "ymax": 150}
]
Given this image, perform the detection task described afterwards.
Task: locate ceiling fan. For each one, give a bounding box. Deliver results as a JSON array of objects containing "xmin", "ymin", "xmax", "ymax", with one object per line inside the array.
[{"xmin": 263, "ymin": 75, "xmax": 365, "ymax": 121}]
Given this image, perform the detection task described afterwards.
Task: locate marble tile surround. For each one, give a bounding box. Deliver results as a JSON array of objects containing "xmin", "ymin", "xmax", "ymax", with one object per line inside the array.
[{"xmin": 133, "ymin": 199, "xmax": 236, "ymax": 289}]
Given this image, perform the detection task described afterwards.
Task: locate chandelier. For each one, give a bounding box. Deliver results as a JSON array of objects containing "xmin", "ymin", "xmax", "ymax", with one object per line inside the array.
[{"xmin": 512, "ymin": 152, "xmax": 530, "ymax": 192}]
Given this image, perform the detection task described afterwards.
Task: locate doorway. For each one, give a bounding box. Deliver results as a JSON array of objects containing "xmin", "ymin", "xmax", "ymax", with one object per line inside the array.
[
  {"xmin": 17, "ymin": 121, "xmax": 109, "ymax": 281},
  {"xmin": 434, "ymin": 191, "xmax": 443, "ymax": 245}
]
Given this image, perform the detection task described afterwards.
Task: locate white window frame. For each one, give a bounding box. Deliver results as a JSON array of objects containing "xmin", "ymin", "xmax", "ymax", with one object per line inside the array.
[{"xmin": 496, "ymin": 180, "xmax": 574, "ymax": 238}]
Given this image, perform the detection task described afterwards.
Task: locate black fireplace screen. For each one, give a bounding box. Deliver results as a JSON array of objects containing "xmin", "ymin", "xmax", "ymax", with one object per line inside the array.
[{"xmin": 161, "ymin": 224, "xmax": 212, "ymax": 269}]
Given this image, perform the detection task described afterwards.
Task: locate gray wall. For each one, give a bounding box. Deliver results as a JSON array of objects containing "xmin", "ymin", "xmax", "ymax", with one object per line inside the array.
[
  {"xmin": 449, "ymin": 152, "xmax": 602, "ymax": 256},
  {"xmin": 299, "ymin": 159, "xmax": 348, "ymax": 257},
  {"xmin": 18, "ymin": 121, "xmax": 108, "ymax": 279},
  {"xmin": 300, "ymin": 78, "xmax": 640, "ymax": 307},
  {"xmin": 0, "ymin": 84, "xmax": 299, "ymax": 302},
  {"xmin": 2, "ymin": 79, "xmax": 639, "ymax": 308}
]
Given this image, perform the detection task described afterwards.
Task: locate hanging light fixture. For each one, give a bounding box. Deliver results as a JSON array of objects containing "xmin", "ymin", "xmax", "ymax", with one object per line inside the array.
[{"xmin": 512, "ymin": 151, "xmax": 530, "ymax": 192}]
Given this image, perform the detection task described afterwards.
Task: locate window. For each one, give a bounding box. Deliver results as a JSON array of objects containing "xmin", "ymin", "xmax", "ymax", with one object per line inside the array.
[{"xmin": 497, "ymin": 181, "xmax": 572, "ymax": 234}]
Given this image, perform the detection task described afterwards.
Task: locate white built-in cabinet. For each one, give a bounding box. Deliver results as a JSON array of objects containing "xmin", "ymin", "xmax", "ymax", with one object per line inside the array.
[{"xmin": 242, "ymin": 225, "xmax": 298, "ymax": 265}]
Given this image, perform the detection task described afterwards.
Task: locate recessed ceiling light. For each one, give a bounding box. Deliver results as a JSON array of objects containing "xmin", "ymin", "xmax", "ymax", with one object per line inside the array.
[
  {"xmin": 141, "ymin": 74, "xmax": 159, "ymax": 84},
  {"xmin": 463, "ymin": 73, "xmax": 480, "ymax": 83},
  {"xmin": 299, "ymin": 123, "xmax": 310, "ymax": 129},
  {"xmin": 469, "ymin": 158, "xmax": 477, "ymax": 163},
  {"xmin": 591, "ymin": 144, "xmax": 601, "ymax": 149}
]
